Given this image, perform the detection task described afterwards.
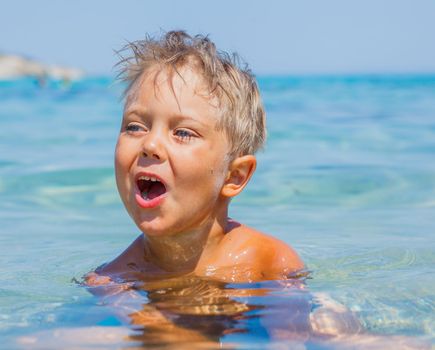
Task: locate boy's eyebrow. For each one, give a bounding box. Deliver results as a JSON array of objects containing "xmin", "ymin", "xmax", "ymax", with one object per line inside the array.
[
  {"xmin": 123, "ymin": 106, "xmax": 149, "ymax": 118},
  {"xmin": 170, "ymin": 114, "xmax": 208, "ymax": 127},
  {"xmin": 124, "ymin": 106, "xmax": 209, "ymax": 127}
]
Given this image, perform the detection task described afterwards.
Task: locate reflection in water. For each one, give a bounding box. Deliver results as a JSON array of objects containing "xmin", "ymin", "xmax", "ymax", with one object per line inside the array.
[{"xmin": 91, "ymin": 272, "xmax": 334, "ymax": 349}]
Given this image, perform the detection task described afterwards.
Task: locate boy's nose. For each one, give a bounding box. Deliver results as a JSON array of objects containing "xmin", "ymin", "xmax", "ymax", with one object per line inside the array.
[
  {"xmin": 142, "ymin": 149, "xmax": 160, "ymax": 160},
  {"xmin": 140, "ymin": 131, "xmax": 166, "ymax": 161}
]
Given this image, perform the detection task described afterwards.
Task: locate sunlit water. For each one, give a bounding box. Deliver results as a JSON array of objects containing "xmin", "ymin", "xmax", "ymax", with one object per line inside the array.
[{"xmin": 0, "ymin": 75, "xmax": 434, "ymax": 349}]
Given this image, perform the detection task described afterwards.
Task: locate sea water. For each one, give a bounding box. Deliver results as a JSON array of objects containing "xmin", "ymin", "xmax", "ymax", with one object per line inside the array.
[{"xmin": 0, "ymin": 75, "xmax": 434, "ymax": 348}]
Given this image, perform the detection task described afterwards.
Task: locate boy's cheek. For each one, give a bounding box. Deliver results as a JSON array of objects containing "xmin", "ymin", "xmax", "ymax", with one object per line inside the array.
[
  {"xmin": 114, "ymin": 143, "xmax": 131, "ymax": 174},
  {"xmin": 114, "ymin": 138, "xmax": 124, "ymax": 161},
  {"xmin": 113, "ymin": 157, "xmax": 124, "ymax": 187},
  {"xmin": 113, "ymin": 156, "xmax": 130, "ymax": 201}
]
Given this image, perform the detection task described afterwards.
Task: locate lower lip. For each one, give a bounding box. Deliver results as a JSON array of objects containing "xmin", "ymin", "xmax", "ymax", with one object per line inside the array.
[{"xmin": 134, "ymin": 188, "xmax": 166, "ymax": 209}]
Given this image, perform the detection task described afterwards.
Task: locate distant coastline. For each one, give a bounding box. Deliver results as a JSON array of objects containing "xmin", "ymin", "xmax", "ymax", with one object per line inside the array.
[{"xmin": 0, "ymin": 54, "xmax": 84, "ymax": 82}]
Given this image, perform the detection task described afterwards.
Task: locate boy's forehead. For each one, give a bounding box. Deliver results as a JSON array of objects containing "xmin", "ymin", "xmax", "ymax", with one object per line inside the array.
[{"xmin": 124, "ymin": 65, "xmax": 222, "ymax": 121}]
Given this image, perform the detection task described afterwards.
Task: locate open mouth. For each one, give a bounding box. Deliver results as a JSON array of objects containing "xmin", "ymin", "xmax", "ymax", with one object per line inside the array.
[{"xmin": 137, "ymin": 175, "xmax": 167, "ymax": 201}]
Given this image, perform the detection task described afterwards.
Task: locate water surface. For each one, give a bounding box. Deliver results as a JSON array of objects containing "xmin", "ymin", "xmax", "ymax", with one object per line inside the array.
[{"xmin": 0, "ymin": 75, "xmax": 434, "ymax": 348}]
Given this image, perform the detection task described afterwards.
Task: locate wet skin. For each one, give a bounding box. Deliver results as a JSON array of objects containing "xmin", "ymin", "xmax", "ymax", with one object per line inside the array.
[{"xmin": 92, "ymin": 64, "xmax": 304, "ymax": 284}]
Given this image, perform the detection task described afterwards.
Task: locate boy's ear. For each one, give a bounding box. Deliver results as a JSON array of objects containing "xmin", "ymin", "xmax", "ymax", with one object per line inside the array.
[{"xmin": 221, "ymin": 155, "xmax": 257, "ymax": 198}]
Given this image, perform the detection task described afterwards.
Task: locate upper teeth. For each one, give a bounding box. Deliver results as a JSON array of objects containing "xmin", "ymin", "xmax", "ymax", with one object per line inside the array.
[{"xmin": 139, "ymin": 176, "xmax": 159, "ymax": 182}]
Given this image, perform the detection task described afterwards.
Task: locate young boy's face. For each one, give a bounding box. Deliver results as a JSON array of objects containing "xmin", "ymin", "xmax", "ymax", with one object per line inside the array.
[{"xmin": 115, "ymin": 66, "xmax": 231, "ymax": 237}]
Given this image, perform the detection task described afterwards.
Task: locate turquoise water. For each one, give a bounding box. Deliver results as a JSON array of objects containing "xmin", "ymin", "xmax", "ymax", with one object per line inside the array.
[{"xmin": 0, "ymin": 75, "xmax": 434, "ymax": 348}]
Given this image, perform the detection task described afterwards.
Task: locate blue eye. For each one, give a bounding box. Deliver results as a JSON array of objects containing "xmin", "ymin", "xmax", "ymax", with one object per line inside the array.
[
  {"xmin": 175, "ymin": 129, "xmax": 194, "ymax": 141},
  {"xmin": 125, "ymin": 123, "xmax": 145, "ymax": 133}
]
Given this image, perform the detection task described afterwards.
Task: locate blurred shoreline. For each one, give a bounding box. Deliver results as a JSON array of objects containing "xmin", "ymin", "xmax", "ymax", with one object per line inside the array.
[{"xmin": 0, "ymin": 54, "xmax": 84, "ymax": 84}]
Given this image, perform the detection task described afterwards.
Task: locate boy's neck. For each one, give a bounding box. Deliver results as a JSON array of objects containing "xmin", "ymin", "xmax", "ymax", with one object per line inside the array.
[{"xmin": 142, "ymin": 212, "xmax": 229, "ymax": 274}]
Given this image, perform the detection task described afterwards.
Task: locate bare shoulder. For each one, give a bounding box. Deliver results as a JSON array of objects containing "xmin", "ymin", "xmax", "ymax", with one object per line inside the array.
[
  {"xmin": 219, "ymin": 222, "xmax": 304, "ymax": 279},
  {"xmin": 85, "ymin": 235, "xmax": 144, "ymax": 288}
]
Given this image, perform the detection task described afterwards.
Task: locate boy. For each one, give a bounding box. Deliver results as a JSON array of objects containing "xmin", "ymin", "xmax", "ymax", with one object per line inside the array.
[{"xmin": 88, "ymin": 30, "xmax": 304, "ymax": 286}]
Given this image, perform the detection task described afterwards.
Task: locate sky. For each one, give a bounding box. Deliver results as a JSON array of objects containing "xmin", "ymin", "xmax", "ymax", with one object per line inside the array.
[{"xmin": 1, "ymin": 0, "xmax": 435, "ymax": 75}]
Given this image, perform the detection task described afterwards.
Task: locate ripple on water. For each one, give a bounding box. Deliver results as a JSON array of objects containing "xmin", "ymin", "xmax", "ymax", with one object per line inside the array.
[{"xmin": 1, "ymin": 167, "xmax": 118, "ymax": 209}]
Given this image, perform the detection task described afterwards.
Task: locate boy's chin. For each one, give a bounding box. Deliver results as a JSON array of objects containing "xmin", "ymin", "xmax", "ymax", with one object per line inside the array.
[{"xmin": 135, "ymin": 220, "xmax": 174, "ymax": 238}]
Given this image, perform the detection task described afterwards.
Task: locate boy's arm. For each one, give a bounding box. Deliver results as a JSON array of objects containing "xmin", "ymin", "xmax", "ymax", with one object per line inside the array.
[
  {"xmin": 268, "ymin": 236, "xmax": 305, "ymax": 276},
  {"xmin": 247, "ymin": 233, "xmax": 305, "ymax": 280}
]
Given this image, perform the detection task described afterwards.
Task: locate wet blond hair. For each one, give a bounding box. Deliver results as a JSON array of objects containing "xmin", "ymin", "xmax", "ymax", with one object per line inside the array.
[{"xmin": 117, "ymin": 30, "xmax": 266, "ymax": 158}]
